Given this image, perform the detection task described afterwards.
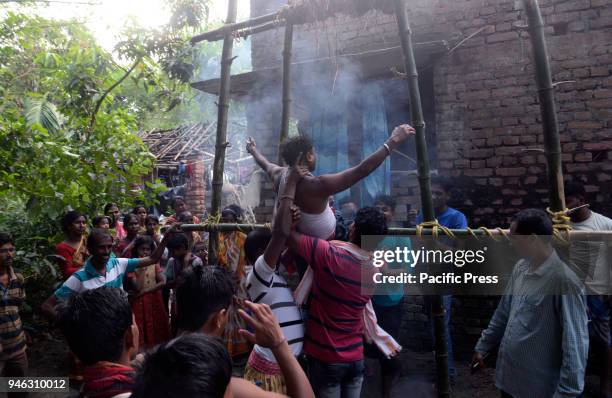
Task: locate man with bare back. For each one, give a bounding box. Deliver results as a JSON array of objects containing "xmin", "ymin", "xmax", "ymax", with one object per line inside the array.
[{"xmin": 246, "ymin": 123, "xmax": 415, "ymax": 245}]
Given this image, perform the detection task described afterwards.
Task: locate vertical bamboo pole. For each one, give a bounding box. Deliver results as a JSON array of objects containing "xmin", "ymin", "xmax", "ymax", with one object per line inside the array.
[
  {"xmin": 393, "ymin": 0, "xmax": 450, "ymax": 396},
  {"xmin": 523, "ymin": 0, "xmax": 565, "ymax": 212},
  {"xmin": 208, "ymin": 0, "xmax": 238, "ymax": 265},
  {"xmin": 278, "ymin": 22, "xmax": 294, "ymax": 164}
]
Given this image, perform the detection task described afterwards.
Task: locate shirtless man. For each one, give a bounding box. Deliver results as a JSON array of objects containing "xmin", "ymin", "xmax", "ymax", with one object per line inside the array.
[{"xmin": 246, "ymin": 124, "xmax": 415, "ymax": 242}]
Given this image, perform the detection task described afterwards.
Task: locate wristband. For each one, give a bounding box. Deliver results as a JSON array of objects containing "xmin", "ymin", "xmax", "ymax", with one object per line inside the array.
[{"xmin": 383, "ymin": 143, "xmax": 391, "ymax": 155}]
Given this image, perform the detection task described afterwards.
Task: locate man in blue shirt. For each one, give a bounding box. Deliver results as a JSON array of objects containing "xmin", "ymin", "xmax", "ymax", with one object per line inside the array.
[{"xmin": 416, "ymin": 178, "xmax": 468, "ymax": 382}]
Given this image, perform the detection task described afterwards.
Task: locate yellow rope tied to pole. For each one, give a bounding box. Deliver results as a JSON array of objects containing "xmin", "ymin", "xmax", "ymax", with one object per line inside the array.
[
  {"xmin": 203, "ymin": 213, "xmax": 222, "ymax": 231},
  {"xmin": 476, "ymin": 227, "xmax": 510, "ymax": 242},
  {"xmin": 415, "ymin": 220, "xmax": 455, "ymax": 238},
  {"xmin": 546, "ymin": 207, "xmax": 572, "ymax": 245}
]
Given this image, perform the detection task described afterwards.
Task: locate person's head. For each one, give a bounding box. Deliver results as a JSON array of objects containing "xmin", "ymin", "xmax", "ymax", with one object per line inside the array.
[
  {"xmin": 430, "ymin": 177, "xmax": 453, "ymax": 212},
  {"xmin": 226, "ymin": 204, "xmax": 243, "ymax": 222},
  {"xmin": 176, "ymin": 266, "xmax": 234, "ymax": 336},
  {"xmin": 244, "ymin": 228, "xmax": 272, "ymax": 265},
  {"xmin": 349, "ymin": 206, "xmax": 388, "ymax": 246},
  {"xmin": 167, "ymin": 233, "xmax": 189, "ymax": 260},
  {"xmin": 57, "ymin": 286, "xmax": 138, "ymax": 366},
  {"xmin": 133, "ymin": 205, "xmax": 147, "ymax": 225},
  {"xmin": 220, "ymin": 207, "xmax": 238, "ymax": 224},
  {"xmin": 86, "ymin": 229, "xmax": 114, "ymax": 269},
  {"xmin": 92, "ymin": 215, "xmax": 111, "ymax": 230},
  {"xmin": 131, "ymin": 334, "xmax": 232, "ymax": 398},
  {"xmin": 192, "ymin": 241, "xmax": 208, "ymax": 264},
  {"xmin": 280, "ymin": 135, "xmax": 315, "ymax": 171},
  {"xmin": 177, "ymin": 211, "xmax": 194, "ymax": 224},
  {"xmin": 104, "ymin": 203, "xmax": 121, "ymax": 225},
  {"xmin": 509, "ymin": 208, "xmax": 553, "ymax": 260},
  {"xmin": 172, "ymin": 196, "xmax": 186, "ymax": 215},
  {"xmin": 374, "ymin": 195, "xmax": 396, "ymax": 224},
  {"xmin": 145, "ymin": 215, "xmax": 159, "ymax": 235},
  {"xmin": 0, "ymin": 233, "xmax": 15, "ymax": 269},
  {"xmin": 62, "ymin": 211, "xmax": 87, "ymax": 238},
  {"xmin": 339, "ymin": 197, "xmax": 358, "ymax": 222},
  {"xmin": 123, "ymin": 213, "xmax": 140, "ymax": 237},
  {"xmin": 564, "ymin": 181, "xmax": 589, "ymax": 221},
  {"xmin": 132, "ymin": 235, "xmax": 155, "ymax": 259}
]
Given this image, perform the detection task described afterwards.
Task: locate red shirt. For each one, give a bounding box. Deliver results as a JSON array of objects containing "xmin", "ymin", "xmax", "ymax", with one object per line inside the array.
[{"xmin": 293, "ymin": 235, "xmax": 375, "ymax": 363}]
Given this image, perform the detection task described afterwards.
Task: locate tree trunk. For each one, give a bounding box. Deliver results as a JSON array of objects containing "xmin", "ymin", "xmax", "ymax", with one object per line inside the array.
[
  {"xmin": 394, "ymin": 0, "xmax": 450, "ymax": 397},
  {"xmin": 208, "ymin": 0, "xmax": 238, "ymax": 265}
]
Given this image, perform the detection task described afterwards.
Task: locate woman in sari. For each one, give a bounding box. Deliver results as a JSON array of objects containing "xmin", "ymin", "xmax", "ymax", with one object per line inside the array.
[
  {"xmin": 114, "ymin": 213, "xmax": 140, "ymax": 257},
  {"xmin": 55, "ymin": 211, "xmax": 89, "ymax": 280},
  {"xmin": 104, "ymin": 203, "xmax": 126, "ymax": 240},
  {"xmin": 125, "ymin": 235, "xmax": 170, "ymax": 350}
]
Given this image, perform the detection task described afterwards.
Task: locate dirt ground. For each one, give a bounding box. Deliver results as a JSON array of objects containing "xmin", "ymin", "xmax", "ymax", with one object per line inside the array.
[{"xmin": 8, "ymin": 335, "xmax": 605, "ymax": 398}]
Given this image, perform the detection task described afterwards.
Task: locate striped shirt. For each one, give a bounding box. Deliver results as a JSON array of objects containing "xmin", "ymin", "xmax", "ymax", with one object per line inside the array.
[
  {"xmin": 294, "ymin": 236, "xmax": 375, "ymax": 363},
  {"xmin": 246, "ymin": 255, "xmax": 304, "ymax": 363},
  {"xmin": 475, "ymin": 250, "xmax": 589, "ymax": 398},
  {"xmin": 55, "ymin": 257, "xmax": 139, "ymax": 300},
  {"xmin": 0, "ymin": 267, "xmax": 26, "ymax": 359}
]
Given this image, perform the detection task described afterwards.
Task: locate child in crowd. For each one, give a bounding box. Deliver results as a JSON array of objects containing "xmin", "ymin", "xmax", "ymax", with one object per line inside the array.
[
  {"xmin": 192, "ymin": 240, "xmax": 208, "ymax": 265},
  {"xmin": 92, "ymin": 215, "xmax": 110, "ymax": 230},
  {"xmin": 104, "ymin": 203, "xmax": 126, "ymax": 240},
  {"xmin": 177, "ymin": 211, "xmax": 202, "ymax": 250},
  {"xmin": 132, "ymin": 204, "xmax": 148, "ymax": 234},
  {"xmin": 144, "ymin": 215, "xmax": 162, "ymax": 246},
  {"xmin": 125, "ymin": 235, "xmax": 169, "ymax": 350}
]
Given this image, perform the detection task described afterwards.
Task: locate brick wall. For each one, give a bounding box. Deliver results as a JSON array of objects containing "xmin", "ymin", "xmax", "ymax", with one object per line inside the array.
[{"xmin": 247, "ymin": 0, "xmax": 612, "ymax": 353}]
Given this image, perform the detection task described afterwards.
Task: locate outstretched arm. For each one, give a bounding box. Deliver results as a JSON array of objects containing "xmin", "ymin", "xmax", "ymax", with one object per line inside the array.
[
  {"xmin": 247, "ymin": 137, "xmax": 284, "ymax": 183},
  {"xmin": 312, "ymin": 124, "xmax": 415, "ymax": 197}
]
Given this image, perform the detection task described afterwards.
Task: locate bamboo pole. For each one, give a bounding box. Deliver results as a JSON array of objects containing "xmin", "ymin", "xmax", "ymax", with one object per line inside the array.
[
  {"xmin": 191, "ymin": 11, "xmax": 281, "ymax": 43},
  {"xmin": 393, "ymin": 0, "xmax": 449, "ymax": 396},
  {"xmin": 182, "ymin": 223, "xmax": 612, "ymax": 238},
  {"xmin": 208, "ymin": 0, "xmax": 238, "ymax": 265},
  {"xmin": 233, "ymin": 21, "xmax": 283, "ymax": 40},
  {"xmin": 278, "ymin": 23, "xmax": 294, "ymax": 164},
  {"xmin": 523, "ymin": 0, "xmax": 565, "ymax": 212}
]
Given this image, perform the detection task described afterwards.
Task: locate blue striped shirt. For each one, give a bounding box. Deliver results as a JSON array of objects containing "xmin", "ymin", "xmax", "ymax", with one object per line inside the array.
[
  {"xmin": 475, "ymin": 250, "xmax": 589, "ymax": 398},
  {"xmin": 54, "ymin": 257, "xmax": 139, "ymax": 300}
]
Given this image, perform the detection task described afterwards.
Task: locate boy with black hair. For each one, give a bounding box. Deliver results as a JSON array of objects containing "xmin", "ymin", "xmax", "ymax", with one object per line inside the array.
[
  {"xmin": 565, "ymin": 180, "xmax": 612, "ymax": 397},
  {"xmin": 41, "ymin": 225, "xmax": 178, "ymax": 320},
  {"xmin": 57, "ymin": 286, "xmax": 139, "ymax": 398},
  {"xmin": 242, "ymin": 165, "xmax": 306, "ymax": 394},
  {"xmin": 473, "ymin": 209, "xmax": 589, "ymax": 398},
  {"xmin": 174, "ymin": 265, "xmax": 315, "ymax": 398},
  {"xmin": 0, "ymin": 232, "xmax": 28, "ymax": 396}
]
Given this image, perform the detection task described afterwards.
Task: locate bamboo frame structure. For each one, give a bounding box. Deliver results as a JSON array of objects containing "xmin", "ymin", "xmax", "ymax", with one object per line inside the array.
[
  {"xmin": 195, "ymin": 0, "xmax": 572, "ymax": 395},
  {"xmin": 523, "ymin": 0, "xmax": 565, "ymax": 213},
  {"xmin": 279, "ymin": 23, "xmax": 294, "ymax": 163},
  {"xmin": 393, "ymin": 0, "xmax": 449, "ymax": 396},
  {"xmin": 208, "ymin": 0, "xmax": 238, "ymax": 265}
]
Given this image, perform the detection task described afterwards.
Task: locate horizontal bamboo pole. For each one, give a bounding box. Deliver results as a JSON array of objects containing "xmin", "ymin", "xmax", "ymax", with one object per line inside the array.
[{"xmin": 179, "ymin": 224, "xmax": 612, "ymax": 238}]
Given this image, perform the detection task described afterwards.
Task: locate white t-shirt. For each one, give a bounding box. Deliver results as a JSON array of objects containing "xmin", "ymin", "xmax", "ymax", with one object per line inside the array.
[
  {"xmin": 570, "ymin": 211, "xmax": 612, "ymax": 295},
  {"xmin": 246, "ymin": 255, "xmax": 304, "ymax": 363}
]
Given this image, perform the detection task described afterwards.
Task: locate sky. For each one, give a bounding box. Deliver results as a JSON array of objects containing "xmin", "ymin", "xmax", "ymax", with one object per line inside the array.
[{"xmin": 4, "ymin": 0, "xmax": 251, "ymax": 52}]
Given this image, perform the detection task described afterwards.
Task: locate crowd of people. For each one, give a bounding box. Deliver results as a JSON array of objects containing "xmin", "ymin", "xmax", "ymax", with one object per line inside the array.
[{"xmin": 0, "ymin": 123, "xmax": 609, "ymax": 398}]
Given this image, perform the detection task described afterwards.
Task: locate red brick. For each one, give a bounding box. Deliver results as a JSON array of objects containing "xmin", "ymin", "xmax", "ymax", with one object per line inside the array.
[
  {"xmin": 583, "ymin": 141, "xmax": 612, "ymax": 151},
  {"xmin": 465, "ymin": 168, "xmax": 493, "ymax": 177},
  {"xmin": 568, "ymin": 121, "xmax": 603, "ymax": 130},
  {"xmin": 591, "ymin": 67, "xmax": 610, "ymax": 77},
  {"xmin": 575, "ymin": 153, "xmax": 593, "ymax": 162},
  {"xmin": 502, "ymin": 136, "xmax": 520, "ymax": 145},
  {"xmin": 524, "ymin": 176, "xmax": 538, "ymax": 184}
]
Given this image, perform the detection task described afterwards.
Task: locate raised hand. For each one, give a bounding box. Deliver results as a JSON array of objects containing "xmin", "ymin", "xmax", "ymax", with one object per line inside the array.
[
  {"xmin": 246, "ymin": 137, "xmax": 256, "ymax": 154},
  {"xmin": 238, "ymin": 300, "xmax": 285, "ymax": 349},
  {"xmin": 290, "ymin": 204, "xmax": 301, "ymax": 229},
  {"xmin": 388, "ymin": 124, "xmax": 416, "ymax": 147}
]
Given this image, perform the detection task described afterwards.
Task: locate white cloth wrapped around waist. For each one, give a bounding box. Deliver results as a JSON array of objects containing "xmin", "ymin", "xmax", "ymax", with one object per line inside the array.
[{"xmin": 297, "ymin": 205, "xmax": 336, "ymax": 239}]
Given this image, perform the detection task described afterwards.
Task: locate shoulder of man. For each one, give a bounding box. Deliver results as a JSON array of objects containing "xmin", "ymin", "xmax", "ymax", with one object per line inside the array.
[{"xmin": 591, "ymin": 211, "xmax": 612, "ymax": 229}]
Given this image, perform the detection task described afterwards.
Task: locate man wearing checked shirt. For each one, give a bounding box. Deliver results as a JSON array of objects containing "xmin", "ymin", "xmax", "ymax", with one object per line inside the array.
[{"xmin": 472, "ymin": 209, "xmax": 589, "ymax": 398}]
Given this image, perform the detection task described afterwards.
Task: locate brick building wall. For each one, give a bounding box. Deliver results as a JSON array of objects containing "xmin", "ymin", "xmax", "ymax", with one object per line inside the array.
[{"xmin": 246, "ymin": 0, "xmax": 612, "ymax": 355}]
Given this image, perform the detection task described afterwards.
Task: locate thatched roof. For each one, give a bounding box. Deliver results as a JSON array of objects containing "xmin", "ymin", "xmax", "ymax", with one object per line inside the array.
[{"xmin": 137, "ymin": 122, "xmax": 248, "ymax": 169}]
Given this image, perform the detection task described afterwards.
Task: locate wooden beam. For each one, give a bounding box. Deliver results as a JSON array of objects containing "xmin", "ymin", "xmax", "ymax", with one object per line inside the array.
[
  {"xmin": 208, "ymin": 0, "xmax": 238, "ymax": 265},
  {"xmin": 278, "ymin": 23, "xmax": 294, "ymax": 163},
  {"xmin": 523, "ymin": 0, "xmax": 565, "ymax": 212},
  {"xmin": 394, "ymin": 0, "xmax": 449, "ymax": 396}
]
